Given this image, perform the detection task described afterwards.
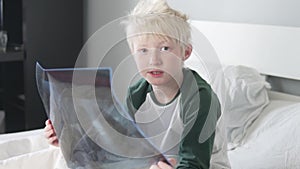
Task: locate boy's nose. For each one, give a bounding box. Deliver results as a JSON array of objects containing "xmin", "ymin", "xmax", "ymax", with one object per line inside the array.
[{"xmin": 149, "ymin": 50, "xmax": 162, "ymax": 66}]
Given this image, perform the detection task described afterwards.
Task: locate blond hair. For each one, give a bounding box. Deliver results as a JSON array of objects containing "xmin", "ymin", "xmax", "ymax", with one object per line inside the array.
[{"xmin": 122, "ymin": 0, "xmax": 191, "ymax": 49}]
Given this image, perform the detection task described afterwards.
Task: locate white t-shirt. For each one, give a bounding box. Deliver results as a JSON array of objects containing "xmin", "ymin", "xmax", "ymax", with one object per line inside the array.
[
  {"xmin": 135, "ymin": 92, "xmax": 183, "ymax": 156},
  {"xmin": 134, "ymin": 92, "xmax": 231, "ymax": 169}
]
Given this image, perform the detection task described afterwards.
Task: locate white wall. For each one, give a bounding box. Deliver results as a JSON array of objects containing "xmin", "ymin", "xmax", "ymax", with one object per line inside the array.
[
  {"xmin": 166, "ymin": 0, "xmax": 300, "ymax": 95},
  {"xmin": 83, "ymin": 0, "xmax": 300, "ymax": 65},
  {"xmin": 83, "ymin": 0, "xmax": 138, "ymax": 41},
  {"xmin": 167, "ymin": 0, "xmax": 300, "ymax": 27},
  {"xmin": 82, "ymin": 0, "xmax": 138, "ymax": 68},
  {"xmin": 84, "ymin": 0, "xmax": 300, "ymax": 42},
  {"xmin": 83, "ymin": 0, "xmax": 139, "ymax": 103}
]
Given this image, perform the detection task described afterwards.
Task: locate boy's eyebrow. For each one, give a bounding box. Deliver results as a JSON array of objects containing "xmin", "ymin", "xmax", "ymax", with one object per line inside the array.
[
  {"xmin": 158, "ymin": 40, "xmax": 173, "ymax": 46},
  {"xmin": 137, "ymin": 41, "xmax": 170, "ymax": 48},
  {"xmin": 136, "ymin": 44, "xmax": 148, "ymax": 48},
  {"xmin": 159, "ymin": 41, "xmax": 170, "ymax": 44},
  {"xmin": 159, "ymin": 37, "xmax": 173, "ymax": 43},
  {"xmin": 134, "ymin": 38, "xmax": 172, "ymax": 48}
]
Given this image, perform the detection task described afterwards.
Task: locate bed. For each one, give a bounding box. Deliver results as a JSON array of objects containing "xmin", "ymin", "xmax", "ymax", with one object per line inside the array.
[
  {"xmin": 186, "ymin": 20, "xmax": 300, "ymax": 169},
  {"xmin": 1, "ymin": 20, "xmax": 300, "ymax": 169}
]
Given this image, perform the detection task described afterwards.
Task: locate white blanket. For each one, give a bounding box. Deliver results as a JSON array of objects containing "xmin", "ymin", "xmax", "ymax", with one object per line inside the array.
[
  {"xmin": 1, "ymin": 100, "xmax": 300, "ymax": 169},
  {"xmin": 228, "ymin": 100, "xmax": 300, "ymax": 169}
]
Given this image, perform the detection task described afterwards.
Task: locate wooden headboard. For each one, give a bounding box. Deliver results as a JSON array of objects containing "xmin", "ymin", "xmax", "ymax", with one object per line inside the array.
[{"xmin": 189, "ymin": 20, "xmax": 300, "ymax": 80}]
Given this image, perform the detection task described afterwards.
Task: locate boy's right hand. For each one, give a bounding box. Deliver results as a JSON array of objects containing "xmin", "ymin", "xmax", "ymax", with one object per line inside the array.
[
  {"xmin": 44, "ymin": 119, "xmax": 59, "ymax": 147},
  {"xmin": 150, "ymin": 158, "xmax": 177, "ymax": 169}
]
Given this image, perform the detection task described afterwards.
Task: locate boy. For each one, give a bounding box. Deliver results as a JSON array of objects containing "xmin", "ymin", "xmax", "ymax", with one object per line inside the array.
[{"xmin": 45, "ymin": 0, "xmax": 225, "ymax": 168}]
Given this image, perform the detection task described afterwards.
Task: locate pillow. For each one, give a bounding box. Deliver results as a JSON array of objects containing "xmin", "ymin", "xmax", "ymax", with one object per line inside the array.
[
  {"xmin": 217, "ymin": 66, "xmax": 271, "ymax": 149},
  {"xmin": 185, "ymin": 58, "xmax": 271, "ymax": 149}
]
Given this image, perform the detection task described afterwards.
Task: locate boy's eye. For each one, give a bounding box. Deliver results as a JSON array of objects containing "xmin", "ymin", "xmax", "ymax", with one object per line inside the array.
[
  {"xmin": 138, "ymin": 48, "xmax": 148, "ymax": 54},
  {"xmin": 161, "ymin": 46, "xmax": 169, "ymax": 51}
]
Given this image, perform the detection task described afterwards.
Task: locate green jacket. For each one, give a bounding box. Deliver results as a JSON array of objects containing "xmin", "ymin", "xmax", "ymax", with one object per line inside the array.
[{"xmin": 126, "ymin": 68, "xmax": 221, "ymax": 169}]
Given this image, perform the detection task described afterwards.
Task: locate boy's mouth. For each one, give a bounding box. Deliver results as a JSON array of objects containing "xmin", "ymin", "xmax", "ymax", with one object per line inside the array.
[{"xmin": 148, "ymin": 70, "xmax": 164, "ymax": 77}]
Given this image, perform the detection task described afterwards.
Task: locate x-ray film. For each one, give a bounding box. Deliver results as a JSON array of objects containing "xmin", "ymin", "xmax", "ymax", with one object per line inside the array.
[{"xmin": 35, "ymin": 62, "xmax": 169, "ymax": 169}]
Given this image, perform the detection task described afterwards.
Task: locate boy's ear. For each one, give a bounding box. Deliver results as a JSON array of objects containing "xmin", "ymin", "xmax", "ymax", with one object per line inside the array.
[{"xmin": 183, "ymin": 44, "xmax": 192, "ymax": 61}]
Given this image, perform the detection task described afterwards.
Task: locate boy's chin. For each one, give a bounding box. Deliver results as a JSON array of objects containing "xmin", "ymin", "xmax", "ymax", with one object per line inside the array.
[
  {"xmin": 145, "ymin": 78, "xmax": 170, "ymax": 87},
  {"xmin": 145, "ymin": 78, "xmax": 163, "ymax": 85}
]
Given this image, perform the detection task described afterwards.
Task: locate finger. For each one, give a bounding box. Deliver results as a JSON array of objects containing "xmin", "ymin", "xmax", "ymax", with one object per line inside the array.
[
  {"xmin": 44, "ymin": 121, "xmax": 55, "ymax": 133},
  {"xmin": 45, "ymin": 129, "xmax": 53, "ymax": 136},
  {"xmin": 44, "ymin": 124, "xmax": 54, "ymax": 133},
  {"xmin": 45, "ymin": 119, "xmax": 51, "ymax": 125},
  {"xmin": 168, "ymin": 158, "xmax": 177, "ymax": 167},
  {"xmin": 149, "ymin": 164, "xmax": 160, "ymax": 169},
  {"xmin": 48, "ymin": 135, "xmax": 58, "ymax": 144},
  {"xmin": 52, "ymin": 141, "xmax": 59, "ymax": 147},
  {"xmin": 157, "ymin": 161, "xmax": 173, "ymax": 169},
  {"xmin": 44, "ymin": 125, "xmax": 57, "ymax": 137},
  {"xmin": 49, "ymin": 137, "xmax": 59, "ymax": 147},
  {"xmin": 44, "ymin": 124, "xmax": 52, "ymax": 132},
  {"xmin": 45, "ymin": 129, "xmax": 55, "ymax": 138}
]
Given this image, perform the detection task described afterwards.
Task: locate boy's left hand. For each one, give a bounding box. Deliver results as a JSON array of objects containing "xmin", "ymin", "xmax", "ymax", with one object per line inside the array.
[{"xmin": 150, "ymin": 158, "xmax": 177, "ymax": 169}]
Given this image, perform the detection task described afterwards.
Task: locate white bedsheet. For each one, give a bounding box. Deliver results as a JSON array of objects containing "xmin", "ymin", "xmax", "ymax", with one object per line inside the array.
[
  {"xmin": 228, "ymin": 100, "xmax": 300, "ymax": 169},
  {"xmin": 0, "ymin": 129, "xmax": 67, "ymax": 169}
]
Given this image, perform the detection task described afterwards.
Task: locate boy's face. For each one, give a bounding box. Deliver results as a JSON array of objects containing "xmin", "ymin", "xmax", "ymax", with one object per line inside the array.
[{"xmin": 130, "ymin": 35, "xmax": 191, "ymax": 87}]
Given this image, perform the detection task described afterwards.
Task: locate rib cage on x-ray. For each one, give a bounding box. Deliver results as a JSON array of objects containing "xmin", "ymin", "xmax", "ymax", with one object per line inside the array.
[{"xmin": 36, "ymin": 62, "xmax": 169, "ymax": 169}]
